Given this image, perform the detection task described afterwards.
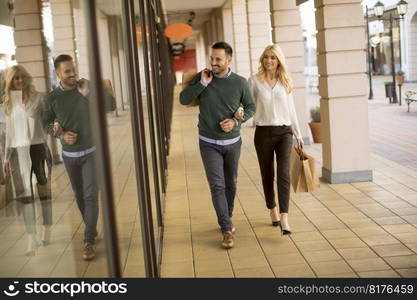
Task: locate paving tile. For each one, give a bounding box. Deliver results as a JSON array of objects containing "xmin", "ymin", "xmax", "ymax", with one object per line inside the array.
[
  {"xmin": 405, "ymin": 243, "xmax": 417, "ymax": 254},
  {"xmin": 362, "ymin": 234, "xmax": 400, "ymax": 246},
  {"xmin": 371, "ymin": 244, "xmax": 414, "ymax": 257},
  {"xmin": 195, "ymin": 270, "xmax": 234, "ymax": 278},
  {"xmin": 291, "ymin": 231, "xmax": 324, "ymax": 243},
  {"xmin": 160, "ymin": 261, "xmax": 194, "ymax": 277},
  {"xmin": 234, "ymin": 266, "xmax": 275, "ymax": 278},
  {"xmin": 310, "ymin": 260, "xmax": 353, "ymax": 276},
  {"xmin": 351, "ymin": 225, "xmax": 388, "ymax": 237},
  {"xmin": 231, "ymin": 255, "xmax": 270, "ymax": 270},
  {"xmin": 396, "ymin": 268, "xmax": 417, "ymax": 278},
  {"xmin": 318, "ymin": 273, "xmax": 358, "ymax": 278},
  {"xmin": 384, "ymin": 255, "xmax": 417, "ymax": 269},
  {"xmin": 382, "ymin": 224, "xmax": 417, "ymax": 234},
  {"xmin": 194, "ymin": 258, "xmax": 232, "ymax": 274},
  {"xmin": 347, "ymin": 258, "xmax": 392, "ymax": 272},
  {"xmin": 302, "ymin": 250, "xmax": 342, "ymax": 263},
  {"xmin": 358, "ymin": 270, "xmax": 400, "ymax": 278},
  {"xmin": 267, "ymin": 253, "xmax": 307, "ymax": 267},
  {"xmin": 391, "ymin": 207, "xmax": 417, "ymax": 216},
  {"xmin": 295, "ymin": 240, "xmax": 333, "ymax": 252},
  {"xmin": 321, "ymin": 229, "xmax": 356, "ymax": 240},
  {"xmin": 394, "ymin": 232, "xmax": 417, "ymax": 244},
  {"xmin": 338, "ymin": 248, "xmax": 378, "ymax": 260},
  {"xmin": 272, "ymin": 263, "xmax": 316, "ymax": 278},
  {"xmin": 328, "ymin": 238, "xmax": 367, "ymax": 249}
]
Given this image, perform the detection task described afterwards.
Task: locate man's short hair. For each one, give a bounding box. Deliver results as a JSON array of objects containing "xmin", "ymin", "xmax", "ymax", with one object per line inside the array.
[
  {"xmin": 54, "ymin": 54, "xmax": 73, "ymax": 70},
  {"xmin": 211, "ymin": 41, "xmax": 233, "ymax": 57}
]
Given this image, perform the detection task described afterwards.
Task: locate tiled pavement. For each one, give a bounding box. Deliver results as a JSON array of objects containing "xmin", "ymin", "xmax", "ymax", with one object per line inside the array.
[
  {"xmin": 161, "ymin": 86, "xmax": 417, "ymax": 278},
  {"xmin": 368, "ymin": 77, "xmax": 417, "ymax": 171}
]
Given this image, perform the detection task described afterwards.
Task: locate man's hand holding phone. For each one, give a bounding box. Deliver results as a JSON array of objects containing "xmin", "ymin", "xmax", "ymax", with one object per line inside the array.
[
  {"xmin": 77, "ymin": 78, "xmax": 89, "ymax": 95},
  {"xmin": 201, "ymin": 68, "xmax": 213, "ymax": 85}
]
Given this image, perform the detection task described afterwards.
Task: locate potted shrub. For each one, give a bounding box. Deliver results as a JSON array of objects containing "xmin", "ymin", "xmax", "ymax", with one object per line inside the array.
[
  {"xmin": 396, "ymin": 70, "xmax": 405, "ymax": 85},
  {"xmin": 309, "ymin": 106, "xmax": 322, "ymax": 143}
]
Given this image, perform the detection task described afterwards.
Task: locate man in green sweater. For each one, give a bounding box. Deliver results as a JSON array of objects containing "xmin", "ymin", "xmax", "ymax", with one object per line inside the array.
[
  {"xmin": 43, "ymin": 54, "xmax": 97, "ymax": 260},
  {"xmin": 180, "ymin": 42, "xmax": 255, "ymax": 249}
]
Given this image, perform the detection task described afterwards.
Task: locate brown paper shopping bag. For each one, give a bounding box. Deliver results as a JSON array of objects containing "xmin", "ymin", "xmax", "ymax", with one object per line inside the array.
[
  {"xmin": 290, "ymin": 146, "xmax": 320, "ymax": 193},
  {"xmin": 182, "ymin": 72, "xmax": 200, "ymax": 107}
]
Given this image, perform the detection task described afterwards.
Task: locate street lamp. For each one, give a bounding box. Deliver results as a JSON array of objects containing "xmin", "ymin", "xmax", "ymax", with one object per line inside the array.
[
  {"xmin": 374, "ymin": 1, "xmax": 385, "ymax": 17},
  {"xmin": 373, "ymin": 0, "xmax": 408, "ymax": 105},
  {"xmin": 397, "ymin": 0, "xmax": 408, "ymax": 16}
]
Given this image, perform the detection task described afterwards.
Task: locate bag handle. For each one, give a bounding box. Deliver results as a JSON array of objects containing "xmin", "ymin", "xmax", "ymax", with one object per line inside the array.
[{"xmin": 294, "ymin": 146, "xmax": 306, "ymax": 161}]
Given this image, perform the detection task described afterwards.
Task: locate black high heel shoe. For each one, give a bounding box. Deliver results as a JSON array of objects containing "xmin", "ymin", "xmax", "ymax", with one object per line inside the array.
[
  {"xmin": 270, "ymin": 209, "xmax": 280, "ymax": 227},
  {"xmin": 279, "ymin": 223, "xmax": 292, "ymax": 236},
  {"xmin": 272, "ymin": 220, "xmax": 281, "ymax": 227}
]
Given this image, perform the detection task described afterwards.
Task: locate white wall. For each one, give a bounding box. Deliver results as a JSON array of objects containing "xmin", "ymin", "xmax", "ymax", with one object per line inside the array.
[{"xmin": 406, "ymin": 0, "xmax": 417, "ymax": 81}]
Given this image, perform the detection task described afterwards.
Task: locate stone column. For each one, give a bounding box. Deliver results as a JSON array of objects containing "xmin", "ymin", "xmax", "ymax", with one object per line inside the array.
[
  {"xmin": 222, "ymin": 4, "xmax": 235, "ymax": 58},
  {"xmin": 231, "ymin": 0, "xmax": 251, "ymax": 78},
  {"xmin": 50, "ymin": 0, "xmax": 76, "ymax": 60},
  {"xmin": 247, "ymin": 0, "xmax": 272, "ymax": 74},
  {"xmin": 405, "ymin": 2, "xmax": 417, "ymax": 81},
  {"xmin": 13, "ymin": 0, "xmax": 48, "ymax": 92},
  {"xmin": 315, "ymin": 0, "xmax": 372, "ymax": 183},
  {"xmin": 71, "ymin": 2, "xmax": 89, "ymax": 78},
  {"xmin": 270, "ymin": 0, "xmax": 310, "ymax": 144}
]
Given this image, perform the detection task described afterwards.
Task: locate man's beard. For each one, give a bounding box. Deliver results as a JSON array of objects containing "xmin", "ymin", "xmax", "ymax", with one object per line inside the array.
[
  {"xmin": 212, "ymin": 65, "xmax": 227, "ymax": 75},
  {"xmin": 63, "ymin": 77, "xmax": 77, "ymax": 87}
]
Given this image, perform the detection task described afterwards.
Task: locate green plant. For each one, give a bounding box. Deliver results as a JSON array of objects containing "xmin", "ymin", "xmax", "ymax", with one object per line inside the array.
[
  {"xmin": 310, "ymin": 106, "xmax": 321, "ymax": 123},
  {"xmin": 396, "ymin": 70, "xmax": 405, "ymax": 76}
]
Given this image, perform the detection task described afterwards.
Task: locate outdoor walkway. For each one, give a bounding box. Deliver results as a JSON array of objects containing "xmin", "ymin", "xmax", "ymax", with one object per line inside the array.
[
  {"xmin": 368, "ymin": 76, "xmax": 417, "ymax": 171},
  {"xmin": 160, "ymin": 86, "xmax": 417, "ymax": 278}
]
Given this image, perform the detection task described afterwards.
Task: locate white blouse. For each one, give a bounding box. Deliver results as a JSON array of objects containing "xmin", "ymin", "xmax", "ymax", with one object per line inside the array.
[
  {"xmin": 248, "ymin": 75, "xmax": 302, "ymax": 140},
  {"xmin": 5, "ymin": 91, "xmax": 46, "ymax": 149}
]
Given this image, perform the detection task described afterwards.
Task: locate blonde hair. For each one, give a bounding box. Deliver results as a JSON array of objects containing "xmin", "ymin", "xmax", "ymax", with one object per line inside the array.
[
  {"xmin": 1, "ymin": 65, "xmax": 37, "ymax": 115},
  {"xmin": 257, "ymin": 44, "xmax": 293, "ymax": 94}
]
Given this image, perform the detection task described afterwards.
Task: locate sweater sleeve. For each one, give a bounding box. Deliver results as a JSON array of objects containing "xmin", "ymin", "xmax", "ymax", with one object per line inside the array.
[
  {"xmin": 288, "ymin": 92, "xmax": 302, "ymax": 140},
  {"xmin": 240, "ymin": 78, "xmax": 256, "ymax": 123},
  {"xmin": 179, "ymin": 72, "xmax": 206, "ymax": 105},
  {"xmin": 42, "ymin": 94, "xmax": 56, "ymax": 136}
]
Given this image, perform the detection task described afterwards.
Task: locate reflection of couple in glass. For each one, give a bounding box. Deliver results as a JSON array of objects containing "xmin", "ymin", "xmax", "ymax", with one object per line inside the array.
[
  {"xmin": 43, "ymin": 54, "xmax": 114, "ymax": 261},
  {"xmin": 1, "ymin": 65, "xmax": 52, "ymax": 256}
]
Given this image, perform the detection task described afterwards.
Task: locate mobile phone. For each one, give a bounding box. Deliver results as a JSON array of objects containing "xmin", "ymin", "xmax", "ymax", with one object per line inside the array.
[{"xmin": 204, "ymin": 69, "xmax": 213, "ymax": 77}]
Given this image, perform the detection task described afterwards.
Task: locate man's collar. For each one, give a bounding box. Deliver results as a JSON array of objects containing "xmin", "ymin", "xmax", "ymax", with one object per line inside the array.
[
  {"xmin": 214, "ymin": 67, "xmax": 232, "ymax": 78},
  {"xmin": 58, "ymin": 81, "xmax": 76, "ymax": 91}
]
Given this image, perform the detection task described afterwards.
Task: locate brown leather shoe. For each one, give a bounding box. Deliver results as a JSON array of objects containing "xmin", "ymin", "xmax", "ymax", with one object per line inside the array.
[
  {"xmin": 221, "ymin": 231, "xmax": 234, "ymax": 249},
  {"xmin": 82, "ymin": 243, "xmax": 96, "ymax": 260}
]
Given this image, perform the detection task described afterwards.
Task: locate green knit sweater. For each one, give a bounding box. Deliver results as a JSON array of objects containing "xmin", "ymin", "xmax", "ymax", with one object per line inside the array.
[
  {"xmin": 42, "ymin": 87, "xmax": 94, "ymax": 152},
  {"xmin": 180, "ymin": 72, "xmax": 255, "ymax": 140}
]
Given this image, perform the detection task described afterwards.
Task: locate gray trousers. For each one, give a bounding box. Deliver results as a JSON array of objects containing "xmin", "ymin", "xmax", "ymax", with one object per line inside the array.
[
  {"xmin": 63, "ymin": 152, "xmax": 98, "ymax": 244},
  {"xmin": 199, "ymin": 139, "xmax": 241, "ymax": 233}
]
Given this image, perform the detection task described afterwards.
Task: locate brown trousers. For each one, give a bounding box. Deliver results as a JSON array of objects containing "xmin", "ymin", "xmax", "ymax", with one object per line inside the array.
[{"xmin": 254, "ymin": 125, "xmax": 293, "ymax": 213}]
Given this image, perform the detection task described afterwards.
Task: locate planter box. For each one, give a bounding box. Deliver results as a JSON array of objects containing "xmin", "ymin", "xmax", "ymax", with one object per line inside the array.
[{"xmin": 309, "ymin": 122, "xmax": 322, "ymax": 143}]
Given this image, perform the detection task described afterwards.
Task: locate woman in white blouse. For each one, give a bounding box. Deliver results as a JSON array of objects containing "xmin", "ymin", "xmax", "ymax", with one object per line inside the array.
[
  {"xmin": 239, "ymin": 44, "xmax": 303, "ymax": 235},
  {"xmin": 1, "ymin": 65, "xmax": 52, "ymax": 255}
]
